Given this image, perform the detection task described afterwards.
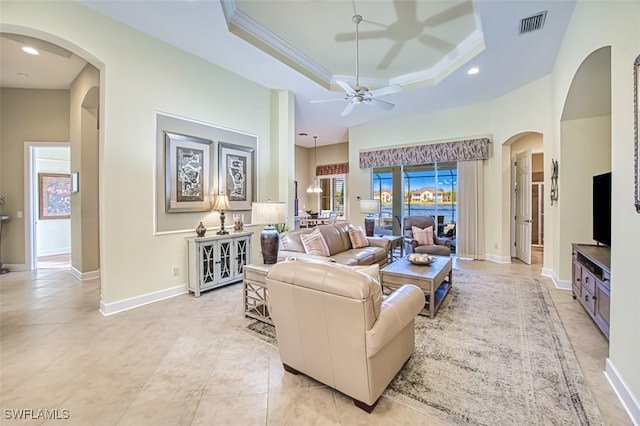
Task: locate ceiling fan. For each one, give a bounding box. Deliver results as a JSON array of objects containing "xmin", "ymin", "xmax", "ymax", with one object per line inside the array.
[{"xmin": 311, "ymin": 14, "xmax": 402, "ymax": 117}]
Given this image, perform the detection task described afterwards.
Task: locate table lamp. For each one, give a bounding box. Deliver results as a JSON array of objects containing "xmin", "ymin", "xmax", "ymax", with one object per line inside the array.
[
  {"xmin": 359, "ymin": 199, "xmax": 380, "ymax": 237},
  {"xmin": 212, "ymin": 193, "xmax": 231, "ymax": 235},
  {"xmin": 251, "ymin": 201, "xmax": 287, "ymax": 264}
]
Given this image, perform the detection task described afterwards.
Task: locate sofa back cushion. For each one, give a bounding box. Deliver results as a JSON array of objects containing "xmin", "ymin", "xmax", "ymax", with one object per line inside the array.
[
  {"xmin": 280, "ymin": 229, "xmax": 312, "ymax": 253},
  {"xmin": 316, "ymin": 224, "xmax": 351, "ymax": 256}
]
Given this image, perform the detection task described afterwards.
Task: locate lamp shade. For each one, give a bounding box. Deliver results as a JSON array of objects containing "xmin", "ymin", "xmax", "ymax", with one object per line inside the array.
[
  {"xmin": 359, "ymin": 199, "xmax": 380, "ymax": 215},
  {"xmin": 251, "ymin": 201, "xmax": 287, "ymax": 225},
  {"xmin": 211, "ymin": 193, "xmax": 230, "ymax": 211}
]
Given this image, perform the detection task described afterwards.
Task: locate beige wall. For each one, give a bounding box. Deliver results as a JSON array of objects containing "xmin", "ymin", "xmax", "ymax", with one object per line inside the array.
[
  {"xmin": 297, "ymin": 142, "xmax": 348, "ymax": 214},
  {"xmin": 0, "ymin": 88, "xmax": 70, "ymax": 264},
  {"xmin": 1, "ymin": 2, "xmax": 288, "ymax": 307},
  {"xmin": 70, "ymin": 63, "xmax": 100, "ymax": 274}
]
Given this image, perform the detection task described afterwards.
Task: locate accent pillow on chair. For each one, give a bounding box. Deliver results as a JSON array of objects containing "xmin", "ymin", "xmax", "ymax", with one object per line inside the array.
[{"xmin": 412, "ymin": 226, "xmax": 434, "ymax": 245}]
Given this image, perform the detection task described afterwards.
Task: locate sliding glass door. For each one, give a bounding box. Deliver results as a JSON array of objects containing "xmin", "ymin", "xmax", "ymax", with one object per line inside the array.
[{"xmin": 372, "ymin": 162, "xmax": 458, "ymax": 238}]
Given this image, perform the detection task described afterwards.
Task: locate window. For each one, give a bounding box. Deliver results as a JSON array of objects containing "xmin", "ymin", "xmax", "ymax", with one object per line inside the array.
[
  {"xmin": 318, "ymin": 175, "xmax": 346, "ymax": 219},
  {"xmin": 372, "ymin": 162, "xmax": 457, "ymax": 237}
]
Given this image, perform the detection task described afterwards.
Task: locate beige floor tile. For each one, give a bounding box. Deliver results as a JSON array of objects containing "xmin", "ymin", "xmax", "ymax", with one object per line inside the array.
[{"xmin": 0, "ymin": 256, "xmax": 633, "ymax": 425}]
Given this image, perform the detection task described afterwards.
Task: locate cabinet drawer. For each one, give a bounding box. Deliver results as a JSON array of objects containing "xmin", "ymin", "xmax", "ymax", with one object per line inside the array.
[
  {"xmin": 580, "ymin": 286, "xmax": 596, "ymax": 314},
  {"xmin": 581, "ymin": 269, "xmax": 596, "ymax": 294}
]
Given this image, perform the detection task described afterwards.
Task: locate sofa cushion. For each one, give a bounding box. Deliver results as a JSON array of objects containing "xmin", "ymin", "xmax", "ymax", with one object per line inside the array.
[
  {"xmin": 348, "ymin": 226, "xmax": 370, "ymax": 248},
  {"xmin": 280, "ymin": 229, "xmax": 311, "ymax": 252},
  {"xmin": 300, "ymin": 228, "xmax": 330, "ymax": 256},
  {"xmin": 412, "ymin": 225, "xmax": 434, "ymax": 245}
]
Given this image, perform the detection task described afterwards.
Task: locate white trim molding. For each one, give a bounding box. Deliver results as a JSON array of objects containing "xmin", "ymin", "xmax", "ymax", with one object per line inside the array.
[
  {"xmin": 70, "ymin": 267, "xmax": 100, "ymax": 281},
  {"xmin": 485, "ymin": 253, "xmax": 512, "ymax": 264},
  {"xmin": 542, "ymin": 267, "xmax": 572, "ymax": 291},
  {"xmin": 605, "ymin": 359, "xmax": 640, "ymax": 425},
  {"xmin": 99, "ymin": 284, "xmax": 188, "ymax": 316}
]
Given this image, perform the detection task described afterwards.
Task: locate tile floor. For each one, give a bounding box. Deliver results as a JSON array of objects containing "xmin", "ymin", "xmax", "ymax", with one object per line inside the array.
[{"xmin": 0, "ymin": 255, "xmax": 632, "ymax": 425}]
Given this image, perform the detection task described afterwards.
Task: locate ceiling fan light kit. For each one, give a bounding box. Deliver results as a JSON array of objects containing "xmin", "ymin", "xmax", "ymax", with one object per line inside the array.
[{"xmin": 311, "ymin": 13, "xmax": 402, "ymax": 116}]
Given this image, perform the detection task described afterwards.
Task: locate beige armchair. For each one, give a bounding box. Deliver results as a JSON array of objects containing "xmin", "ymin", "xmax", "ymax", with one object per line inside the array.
[
  {"xmin": 403, "ymin": 216, "xmax": 452, "ymax": 256},
  {"xmin": 266, "ymin": 260, "xmax": 424, "ymax": 412}
]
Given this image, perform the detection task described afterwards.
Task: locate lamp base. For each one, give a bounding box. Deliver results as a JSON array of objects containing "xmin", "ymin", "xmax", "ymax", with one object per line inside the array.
[
  {"xmin": 217, "ymin": 211, "xmax": 229, "ymax": 235},
  {"xmin": 364, "ymin": 216, "xmax": 374, "ymax": 237},
  {"xmin": 261, "ymin": 225, "xmax": 280, "ymax": 264}
]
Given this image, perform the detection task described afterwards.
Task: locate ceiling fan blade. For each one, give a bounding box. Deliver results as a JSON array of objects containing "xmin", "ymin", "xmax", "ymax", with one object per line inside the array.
[
  {"xmin": 341, "ymin": 101, "xmax": 357, "ymax": 116},
  {"xmin": 367, "ymin": 98, "xmax": 396, "ymax": 111},
  {"xmin": 336, "ymin": 80, "xmax": 357, "ymax": 96},
  {"xmin": 310, "ymin": 98, "xmax": 346, "ymax": 104},
  {"xmin": 368, "ymin": 84, "xmax": 402, "ymax": 98},
  {"xmin": 424, "ymin": 1, "xmax": 474, "ymax": 27},
  {"xmin": 334, "ymin": 29, "xmax": 389, "ymax": 42},
  {"xmin": 419, "ymin": 34, "xmax": 454, "ymax": 53},
  {"xmin": 378, "ymin": 41, "xmax": 404, "ymax": 70}
]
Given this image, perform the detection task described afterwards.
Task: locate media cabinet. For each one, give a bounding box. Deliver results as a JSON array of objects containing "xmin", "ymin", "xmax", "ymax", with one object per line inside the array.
[{"xmin": 571, "ymin": 243, "xmax": 610, "ymax": 340}]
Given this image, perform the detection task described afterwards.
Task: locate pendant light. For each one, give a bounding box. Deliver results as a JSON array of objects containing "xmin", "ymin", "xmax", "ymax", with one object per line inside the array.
[{"xmin": 307, "ymin": 136, "xmax": 323, "ymax": 193}]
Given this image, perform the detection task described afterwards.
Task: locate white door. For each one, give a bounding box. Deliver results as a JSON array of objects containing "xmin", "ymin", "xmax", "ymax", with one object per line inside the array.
[{"xmin": 515, "ymin": 150, "xmax": 532, "ymax": 264}]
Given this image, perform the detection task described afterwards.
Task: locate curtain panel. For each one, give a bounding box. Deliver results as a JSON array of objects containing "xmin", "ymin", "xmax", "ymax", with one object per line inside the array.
[
  {"xmin": 317, "ymin": 163, "xmax": 349, "ymax": 176},
  {"xmin": 359, "ymin": 138, "xmax": 490, "ymax": 169}
]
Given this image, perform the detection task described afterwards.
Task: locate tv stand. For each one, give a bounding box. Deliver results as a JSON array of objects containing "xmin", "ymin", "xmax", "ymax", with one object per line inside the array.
[{"xmin": 571, "ymin": 244, "xmax": 610, "ymax": 340}]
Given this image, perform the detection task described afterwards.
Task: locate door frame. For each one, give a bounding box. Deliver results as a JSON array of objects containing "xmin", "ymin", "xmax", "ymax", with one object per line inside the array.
[{"xmin": 24, "ymin": 141, "xmax": 71, "ymax": 270}]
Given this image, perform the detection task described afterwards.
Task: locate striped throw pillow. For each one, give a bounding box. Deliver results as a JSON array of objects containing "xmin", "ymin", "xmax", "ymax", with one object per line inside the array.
[
  {"xmin": 348, "ymin": 226, "xmax": 370, "ymax": 249},
  {"xmin": 300, "ymin": 228, "xmax": 330, "ymax": 256}
]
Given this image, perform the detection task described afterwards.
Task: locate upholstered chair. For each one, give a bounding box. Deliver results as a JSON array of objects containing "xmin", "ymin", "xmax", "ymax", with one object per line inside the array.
[
  {"xmin": 403, "ymin": 216, "xmax": 451, "ymax": 256},
  {"xmin": 266, "ymin": 260, "xmax": 424, "ymax": 412}
]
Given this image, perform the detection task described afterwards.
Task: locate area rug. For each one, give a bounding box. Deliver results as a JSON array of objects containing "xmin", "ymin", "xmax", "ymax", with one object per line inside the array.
[{"xmin": 241, "ymin": 269, "xmax": 603, "ymax": 425}]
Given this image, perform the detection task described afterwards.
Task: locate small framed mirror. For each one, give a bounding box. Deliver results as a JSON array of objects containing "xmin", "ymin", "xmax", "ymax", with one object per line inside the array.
[{"xmin": 635, "ymin": 54, "xmax": 640, "ymax": 213}]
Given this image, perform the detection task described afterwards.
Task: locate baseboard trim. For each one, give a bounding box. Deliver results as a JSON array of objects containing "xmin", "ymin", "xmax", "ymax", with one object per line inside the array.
[
  {"xmin": 70, "ymin": 267, "xmax": 100, "ymax": 281},
  {"xmin": 2, "ymin": 263, "xmax": 28, "ymax": 272},
  {"xmin": 541, "ymin": 268, "xmax": 571, "ymax": 291},
  {"xmin": 99, "ymin": 284, "xmax": 188, "ymax": 316},
  {"xmin": 604, "ymin": 358, "xmax": 640, "ymax": 425},
  {"xmin": 485, "ymin": 254, "xmax": 511, "ymax": 264}
]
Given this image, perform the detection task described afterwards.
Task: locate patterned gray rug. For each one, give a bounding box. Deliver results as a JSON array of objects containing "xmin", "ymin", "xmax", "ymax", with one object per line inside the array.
[{"xmin": 241, "ymin": 269, "xmax": 603, "ymax": 425}]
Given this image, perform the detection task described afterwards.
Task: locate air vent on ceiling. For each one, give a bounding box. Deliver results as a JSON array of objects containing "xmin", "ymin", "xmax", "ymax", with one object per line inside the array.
[{"xmin": 520, "ymin": 10, "xmax": 547, "ymax": 34}]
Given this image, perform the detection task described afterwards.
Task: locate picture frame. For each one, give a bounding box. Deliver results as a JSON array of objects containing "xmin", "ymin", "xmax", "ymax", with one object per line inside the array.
[
  {"xmin": 71, "ymin": 171, "xmax": 79, "ymax": 193},
  {"xmin": 39, "ymin": 173, "xmax": 71, "ymax": 220},
  {"xmin": 165, "ymin": 132, "xmax": 213, "ymax": 213},
  {"xmin": 634, "ymin": 54, "xmax": 640, "ymax": 213},
  {"xmin": 219, "ymin": 142, "xmax": 255, "ymax": 210}
]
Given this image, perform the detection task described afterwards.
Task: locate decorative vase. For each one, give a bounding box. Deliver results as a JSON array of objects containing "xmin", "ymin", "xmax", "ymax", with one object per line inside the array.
[
  {"xmin": 196, "ymin": 222, "xmax": 206, "ymax": 237},
  {"xmin": 233, "ymin": 214, "xmax": 244, "ymax": 232}
]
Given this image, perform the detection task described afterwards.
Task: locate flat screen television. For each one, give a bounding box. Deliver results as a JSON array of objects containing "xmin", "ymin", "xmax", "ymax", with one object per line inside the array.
[{"xmin": 592, "ymin": 172, "xmax": 611, "ymax": 247}]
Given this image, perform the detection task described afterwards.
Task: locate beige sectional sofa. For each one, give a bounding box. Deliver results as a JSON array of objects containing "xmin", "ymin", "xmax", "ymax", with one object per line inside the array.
[{"xmin": 278, "ymin": 223, "xmax": 390, "ymax": 266}]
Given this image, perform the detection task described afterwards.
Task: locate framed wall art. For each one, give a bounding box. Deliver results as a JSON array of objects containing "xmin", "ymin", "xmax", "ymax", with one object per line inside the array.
[
  {"xmin": 219, "ymin": 142, "xmax": 254, "ymax": 210},
  {"xmin": 165, "ymin": 132, "xmax": 213, "ymax": 213},
  {"xmin": 39, "ymin": 173, "xmax": 71, "ymax": 220},
  {"xmin": 634, "ymin": 54, "xmax": 640, "ymax": 213}
]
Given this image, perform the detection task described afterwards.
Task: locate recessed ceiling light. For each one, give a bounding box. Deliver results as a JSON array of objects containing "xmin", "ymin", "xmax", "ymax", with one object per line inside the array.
[
  {"xmin": 22, "ymin": 46, "xmax": 39, "ymax": 55},
  {"xmin": 468, "ymin": 67, "xmax": 479, "ymax": 75}
]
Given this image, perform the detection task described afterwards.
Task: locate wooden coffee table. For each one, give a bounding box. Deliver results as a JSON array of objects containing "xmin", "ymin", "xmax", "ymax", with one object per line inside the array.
[{"xmin": 380, "ymin": 256, "xmax": 452, "ymax": 317}]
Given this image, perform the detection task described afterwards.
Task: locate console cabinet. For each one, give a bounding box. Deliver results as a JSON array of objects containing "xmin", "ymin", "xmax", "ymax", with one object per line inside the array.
[
  {"xmin": 187, "ymin": 232, "xmax": 251, "ymax": 297},
  {"xmin": 571, "ymin": 243, "xmax": 610, "ymax": 340}
]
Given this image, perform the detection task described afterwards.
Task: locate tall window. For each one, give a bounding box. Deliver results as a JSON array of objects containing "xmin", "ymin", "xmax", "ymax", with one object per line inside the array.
[
  {"xmin": 372, "ymin": 162, "xmax": 457, "ymax": 237},
  {"xmin": 319, "ymin": 175, "xmax": 346, "ymax": 219}
]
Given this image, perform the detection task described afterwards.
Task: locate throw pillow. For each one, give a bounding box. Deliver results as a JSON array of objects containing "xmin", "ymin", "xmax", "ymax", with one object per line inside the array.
[
  {"xmin": 300, "ymin": 228, "xmax": 330, "ymax": 256},
  {"xmin": 348, "ymin": 226, "xmax": 370, "ymax": 248},
  {"xmin": 412, "ymin": 225, "xmax": 434, "ymax": 245}
]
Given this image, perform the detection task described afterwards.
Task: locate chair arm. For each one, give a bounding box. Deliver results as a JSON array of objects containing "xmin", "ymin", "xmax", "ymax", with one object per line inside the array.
[
  {"xmin": 434, "ymin": 236, "xmax": 451, "ymax": 247},
  {"xmin": 403, "ymin": 237, "xmax": 419, "ymax": 254},
  {"xmin": 367, "ymin": 236, "xmax": 390, "ymax": 250},
  {"xmin": 366, "ymin": 284, "xmax": 424, "ymax": 358}
]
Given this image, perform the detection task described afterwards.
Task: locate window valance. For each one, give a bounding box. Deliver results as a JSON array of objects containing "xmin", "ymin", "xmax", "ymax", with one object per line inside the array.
[
  {"xmin": 359, "ymin": 137, "xmax": 490, "ymax": 169},
  {"xmin": 317, "ymin": 163, "xmax": 349, "ymax": 176}
]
